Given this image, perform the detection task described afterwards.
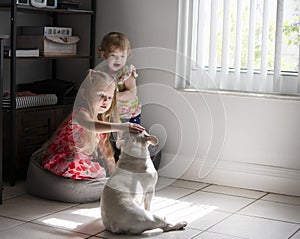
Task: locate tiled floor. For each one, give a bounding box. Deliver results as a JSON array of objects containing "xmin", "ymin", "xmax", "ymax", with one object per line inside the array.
[{"xmin": 1, "ymin": 177, "xmax": 300, "ymax": 239}]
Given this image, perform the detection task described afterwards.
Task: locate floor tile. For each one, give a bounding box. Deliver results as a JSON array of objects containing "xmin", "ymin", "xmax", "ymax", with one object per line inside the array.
[
  {"xmin": 262, "ymin": 193, "xmax": 300, "ymax": 205},
  {"xmin": 202, "ymin": 185, "xmax": 267, "ymax": 199},
  {"xmin": 193, "ymin": 231, "xmax": 248, "ymax": 239},
  {"xmin": 150, "ymin": 195, "xmax": 230, "ymax": 232},
  {"xmin": 0, "ymin": 195, "xmax": 75, "ymax": 221},
  {"xmin": 33, "ymin": 202, "xmax": 105, "ymax": 235},
  {"xmin": 290, "ymin": 229, "xmax": 300, "ymax": 239},
  {"xmin": 0, "ymin": 222, "xmax": 87, "ymax": 239},
  {"xmin": 208, "ymin": 214, "xmax": 299, "ymax": 239},
  {"xmin": 153, "ymin": 199, "xmax": 220, "ymax": 228},
  {"xmin": 171, "ymin": 179, "xmax": 209, "ymax": 190},
  {"xmin": 187, "ymin": 210, "xmax": 231, "ymax": 231},
  {"xmin": 2, "ymin": 177, "xmax": 300, "ymax": 239},
  {"xmin": 0, "ymin": 216, "xmax": 25, "ymax": 231},
  {"xmin": 239, "ymin": 200, "xmax": 300, "ymax": 223},
  {"xmin": 2, "ymin": 181, "xmax": 27, "ymax": 200},
  {"xmin": 156, "ymin": 177, "xmax": 175, "ymax": 189},
  {"xmin": 97, "ymin": 227, "xmax": 201, "ymax": 239},
  {"xmin": 150, "ymin": 196, "xmax": 179, "ymax": 211},
  {"xmin": 155, "ymin": 185, "xmax": 195, "ymax": 200},
  {"xmin": 180, "ymin": 191, "xmax": 255, "ymax": 213}
]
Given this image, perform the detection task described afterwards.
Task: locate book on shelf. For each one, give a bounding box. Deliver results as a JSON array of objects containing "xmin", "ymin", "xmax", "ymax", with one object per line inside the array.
[
  {"xmin": 57, "ymin": 0, "xmax": 80, "ymax": 9},
  {"xmin": 4, "ymin": 46, "xmax": 39, "ymax": 57}
]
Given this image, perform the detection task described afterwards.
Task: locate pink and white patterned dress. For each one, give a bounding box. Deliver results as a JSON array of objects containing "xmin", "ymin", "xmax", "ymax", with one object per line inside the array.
[{"xmin": 42, "ymin": 108, "xmax": 107, "ymax": 180}]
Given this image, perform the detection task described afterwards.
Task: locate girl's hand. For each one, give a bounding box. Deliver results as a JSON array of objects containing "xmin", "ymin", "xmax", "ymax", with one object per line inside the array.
[{"xmin": 126, "ymin": 122, "xmax": 145, "ymax": 134}]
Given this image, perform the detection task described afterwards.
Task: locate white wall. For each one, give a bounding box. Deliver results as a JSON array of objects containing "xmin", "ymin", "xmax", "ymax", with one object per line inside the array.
[
  {"xmin": 94, "ymin": 0, "xmax": 178, "ymax": 65},
  {"xmin": 97, "ymin": 0, "xmax": 300, "ymax": 196}
]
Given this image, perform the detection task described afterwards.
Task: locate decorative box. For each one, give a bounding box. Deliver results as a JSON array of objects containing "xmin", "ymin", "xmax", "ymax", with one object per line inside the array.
[
  {"xmin": 18, "ymin": 26, "xmax": 72, "ymax": 37},
  {"xmin": 17, "ymin": 35, "xmax": 80, "ymax": 56}
]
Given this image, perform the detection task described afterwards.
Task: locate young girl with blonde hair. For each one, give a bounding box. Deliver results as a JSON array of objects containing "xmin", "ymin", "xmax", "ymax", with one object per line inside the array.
[{"xmin": 42, "ymin": 70, "xmax": 144, "ymax": 180}]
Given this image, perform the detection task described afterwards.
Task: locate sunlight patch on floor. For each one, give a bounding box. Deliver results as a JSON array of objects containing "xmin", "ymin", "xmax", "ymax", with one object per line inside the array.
[
  {"xmin": 42, "ymin": 208, "xmax": 100, "ymax": 230},
  {"xmin": 152, "ymin": 196, "xmax": 218, "ymax": 223},
  {"xmin": 151, "ymin": 196, "xmax": 178, "ymax": 211},
  {"xmin": 71, "ymin": 207, "xmax": 100, "ymax": 218},
  {"xmin": 42, "ymin": 196, "xmax": 217, "ymax": 230},
  {"xmin": 42, "ymin": 218, "xmax": 83, "ymax": 229},
  {"xmin": 167, "ymin": 203, "xmax": 218, "ymax": 223}
]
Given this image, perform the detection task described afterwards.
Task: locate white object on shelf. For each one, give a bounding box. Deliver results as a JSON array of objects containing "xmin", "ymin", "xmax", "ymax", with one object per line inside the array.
[
  {"xmin": 3, "ymin": 94, "xmax": 58, "ymax": 109},
  {"xmin": 30, "ymin": 0, "xmax": 47, "ymax": 8},
  {"xmin": 8, "ymin": 48, "xmax": 39, "ymax": 57}
]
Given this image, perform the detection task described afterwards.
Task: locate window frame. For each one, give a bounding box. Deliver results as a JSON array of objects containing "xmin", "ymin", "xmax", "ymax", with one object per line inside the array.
[{"xmin": 175, "ymin": 0, "xmax": 300, "ymax": 96}]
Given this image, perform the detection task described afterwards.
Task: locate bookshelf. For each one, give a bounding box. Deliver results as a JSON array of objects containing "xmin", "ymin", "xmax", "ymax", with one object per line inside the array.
[
  {"xmin": 0, "ymin": 1, "xmax": 96, "ymax": 186},
  {"xmin": 0, "ymin": 34, "xmax": 9, "ymax": 205}
]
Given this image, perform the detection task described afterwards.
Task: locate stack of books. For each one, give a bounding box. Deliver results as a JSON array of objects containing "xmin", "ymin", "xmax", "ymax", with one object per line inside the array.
[{"xmin": 4, "ymin": 46, "xmax": 39, "ymax": 57}]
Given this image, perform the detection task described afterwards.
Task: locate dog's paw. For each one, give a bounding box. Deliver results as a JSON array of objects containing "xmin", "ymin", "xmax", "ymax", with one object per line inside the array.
[
  {"xmin": 177, "ymin": 221, "xmax": 188, "ymax": 229},
  {"xmin": 163, "ymin": 221, "xmax": 187, "ymax": 232}
]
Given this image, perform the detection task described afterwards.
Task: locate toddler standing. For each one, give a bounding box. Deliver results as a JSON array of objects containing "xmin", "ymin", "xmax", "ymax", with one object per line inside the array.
[{"xmin": 98, "ymin": 32, "xmax": 142, "ymax": 124}]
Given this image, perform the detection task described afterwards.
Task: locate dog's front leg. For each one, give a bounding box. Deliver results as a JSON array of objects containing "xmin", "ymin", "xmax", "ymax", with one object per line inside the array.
[{"xmin": 144, "ymin": 191, "xmax": 154, "ymax": 211}]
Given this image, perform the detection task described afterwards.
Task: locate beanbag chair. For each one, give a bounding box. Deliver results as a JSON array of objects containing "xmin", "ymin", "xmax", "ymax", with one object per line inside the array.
[{"xmin": 26, "ymin": 146, "xmax": 108, "ymax": 203}]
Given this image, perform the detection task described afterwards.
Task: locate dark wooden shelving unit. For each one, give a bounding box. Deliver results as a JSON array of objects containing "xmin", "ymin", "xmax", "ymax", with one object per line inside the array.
[
  {"xmin": 0, "ymin": 34, "xmax": 9, "ymax": 205},
  {"xmin": 0, "ymin": 4, "xmax": 93, "ymax": 14},
  {"xmin": 0, "ymin": 0, "xmax": 96, "ymax": 187},
  {"xmin": 5, "ymin": 55, "xmax": 93, "ymax": 60}
]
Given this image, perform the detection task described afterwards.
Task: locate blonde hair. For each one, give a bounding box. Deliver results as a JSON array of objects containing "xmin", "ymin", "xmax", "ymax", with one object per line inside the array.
[
  {"xmin": 75, "ymin": 70, "xmax": 119, "ymax": 174},
  {"xmin": 82, "ymin": 70, "xmax": 117, "ymax": 120},
  {"xmin": 99, "ymin": 32, "xmax": 131, "ymax": 54}
]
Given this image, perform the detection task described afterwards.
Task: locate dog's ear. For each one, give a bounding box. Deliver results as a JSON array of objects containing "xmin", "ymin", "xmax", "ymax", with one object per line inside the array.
[
  {"xmin": 146, "ymin": 135, "xmax": 158, "ymax": 146},
  {"xmin": 116, "ymin": 132, "xmax": 125, "ymax": 149},
  {"xmin": 116, "ymin": 138, "xmax": 125, "ymax": 149}
]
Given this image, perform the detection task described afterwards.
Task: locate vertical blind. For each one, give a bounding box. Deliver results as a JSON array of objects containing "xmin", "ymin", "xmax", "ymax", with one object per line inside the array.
[{"xmin": 176, "ymin": 0, "xmax": 300, "ymax": 95}]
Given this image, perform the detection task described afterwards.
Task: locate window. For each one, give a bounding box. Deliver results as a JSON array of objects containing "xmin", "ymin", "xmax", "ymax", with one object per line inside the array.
[{"xmin": 176, "ymin": 0, "xmax": 300, "ymax": 95}]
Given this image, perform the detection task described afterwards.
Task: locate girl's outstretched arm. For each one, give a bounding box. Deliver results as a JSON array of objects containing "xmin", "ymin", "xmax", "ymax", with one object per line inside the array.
[{"xmin": 73, "ymin": 110, "xmax": 144, "ymax": 133}]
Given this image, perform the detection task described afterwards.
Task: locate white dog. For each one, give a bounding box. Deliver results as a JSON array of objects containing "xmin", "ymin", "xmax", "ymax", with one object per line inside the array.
[{"xmin": 100, "ymin": 131, "xmax": 187, "ymax": 234}]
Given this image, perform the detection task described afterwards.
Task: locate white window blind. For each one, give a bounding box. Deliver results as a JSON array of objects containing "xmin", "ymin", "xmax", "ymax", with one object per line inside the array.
[{"xmin": 176, "ymin": 0, "xmax": 300, "ymax": 95}]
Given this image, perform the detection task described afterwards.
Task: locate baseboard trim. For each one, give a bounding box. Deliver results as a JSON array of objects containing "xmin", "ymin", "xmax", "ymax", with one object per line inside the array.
[{"xmin": 158, "ymin": 153, "xmax": 300, "ymax": 196}]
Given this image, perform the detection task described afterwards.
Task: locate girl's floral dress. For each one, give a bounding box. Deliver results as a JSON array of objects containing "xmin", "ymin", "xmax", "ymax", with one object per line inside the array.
[{"xmin": 42, "ymin": 108, "xmax": 107, "ymax": 180}]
